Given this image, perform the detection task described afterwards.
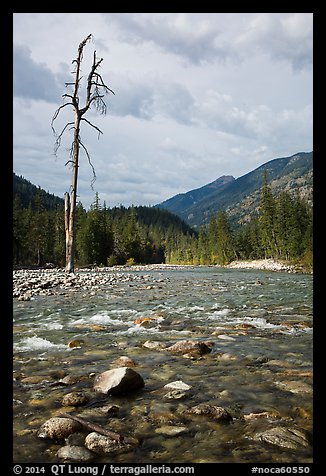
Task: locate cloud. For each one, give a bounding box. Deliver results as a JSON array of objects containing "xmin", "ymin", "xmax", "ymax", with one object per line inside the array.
[
  {"xmin": 12, "ymin": 13, "xmax": 313, "ymax": 211},
  {"xmin": 235, "ymin": 13, "xmax": 313, "ymax": 71},
  {"xmin": 109, "ymin": 74, "xmax": 195, "ymax": 125},
  {"xmin": 13, "ymin": 44, "xmax": 61, "ymax": 102},
  {"xmin": 105, "ymin": 13, "xmax": 232, "ymax": 64},
  {"xmin": 105, "ymin": 13, "xmax": 312, "ymax": 71}
]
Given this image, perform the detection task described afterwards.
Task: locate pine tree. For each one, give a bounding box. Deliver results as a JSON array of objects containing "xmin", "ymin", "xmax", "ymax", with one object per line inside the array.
[
  {"xmin": 215, "ymin": 210, "xmax": 237, "ymax": 265},
  {"xmin": 259, "ymin": 172, "xmax": 277, "ymax": 258}
]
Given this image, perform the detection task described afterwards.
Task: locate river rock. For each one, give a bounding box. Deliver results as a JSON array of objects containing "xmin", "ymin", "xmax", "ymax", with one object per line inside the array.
[
  {"xmin": 112, "ymin": 356, "xmax": 139, "ymax": 367},
  {"xmin": 134, "ymin": 317, "xmax": 157, "ymax": 328},
  {"xmin": 163, "ymin": 380, "xmax": 192, "ymax": 391},
  {"xmin": 61, "ymin": 392, "xmax": 90, "ymax": 407},
  {"xmin": 56, "ymin": 375, "xmax": 83, "ymax": 386},
  {"xmin": 149, "ymin": 402, "xmax": 177, "ymax": 423},
  {"xmin": 57, "ymin": 445, "xmax": 94, "ymax": 462},
  {"xmin": 38, "ymin": 417, "xmax": 82, "ymax": 440},
  {"xmin": 21, "ymin": 375, "xmax": 48, "ymax": 385},
  {"xmin": 143, "ymin": 340, "xmax": 167, "ymax": 350},
  {"xmin": 243, "ymin": 410, "xmax": 283, "ymax": 421},
  {"xmin": 163, "ymin": 390, "xmax": 189, "ymax": 400},
  {"xmin": 214, "ymin": 352, "xmax": 238, "ymax": 361},
  {"xmin": 84, "ymin": 432, "xmax": 128, "ymax": 455},
  {"xmin": 254, "ymin": 427, "xmax": 311, "ymax": 450},
  {"xmin": 68, "ymin": 339, "xmax": 85, "ymax": 348},
  {"xmin": 166, "ymin": 340, "xmax": 212, "ymax": 356},
  {"xmin": 154, "ymin": 425, "xmax": 189, "ymax": 436},
  {"xmin": 186, "ymin": 403, "xmax": 232, "ymax": 422},
  {"xmin": 93, "ymin": 367, "xmax": 144, "ymax": 395},
  {"xmin": 274, "ymin": 380, "xmax": 313, "ymax": 394}
]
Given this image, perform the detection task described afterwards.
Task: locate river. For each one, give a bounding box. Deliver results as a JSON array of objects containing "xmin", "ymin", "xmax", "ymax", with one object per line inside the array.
[{"xmin": 13, "ymin": 266, "xmax": 313, "ymax": 463}]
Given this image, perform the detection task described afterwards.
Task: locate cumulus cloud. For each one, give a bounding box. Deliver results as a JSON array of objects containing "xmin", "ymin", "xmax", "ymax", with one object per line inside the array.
[
  {"xmin": 13, "ymin": 13, "xmax": 313, "ymax": 210},
  {"xmin": 109, "ymin": 74, "xmax": 195, "ymax": 125},
  {"xmin": 105, "ymin": 13, "xmax": 312, "ymax": 71},
  {"xmin": 235, "ymin": 13, "xmax": 313, "ymax": 71},
  {"xmin": 13, "ymin": 44, "xmax": 61, "ymax": 102},
  {"xmin": 105, "ymin": 13, "xmax": 233, "ymax": 64}
]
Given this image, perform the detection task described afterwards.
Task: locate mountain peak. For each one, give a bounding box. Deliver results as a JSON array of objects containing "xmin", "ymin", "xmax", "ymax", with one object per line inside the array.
[
  {"xmin": 157, "ymin": 152, "xmax": 313, "ymax": 227},
  {"xmin": 157, "ymin": 175, "xmax": 235, "ymax": 215}
]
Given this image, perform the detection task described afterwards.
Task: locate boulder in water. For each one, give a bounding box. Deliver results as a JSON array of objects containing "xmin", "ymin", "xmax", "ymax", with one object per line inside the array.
[{"xmin": 93, "ymin": 367, "xmax": 144, "ymax": 395}]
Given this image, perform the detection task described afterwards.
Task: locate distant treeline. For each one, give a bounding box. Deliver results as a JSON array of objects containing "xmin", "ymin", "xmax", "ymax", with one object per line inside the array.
[{"xmin": 13, "ymin": 176, "xmax": 312, "ymax": 269}]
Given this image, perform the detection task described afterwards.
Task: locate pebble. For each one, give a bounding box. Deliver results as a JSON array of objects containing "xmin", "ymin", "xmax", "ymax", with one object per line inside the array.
[
  {"xmin": 166, "ymin": 340, "xmax": 212, "ymax": 356},
  {"xmin": 112, "ymin": 356, "xmax": 139, "ymax": 367},
  {"xmin": 274, "ymin": 380, "xmax": 313, "ymax": 394},
  {"xmin": 68, "ymin": 339, "xmax": 85, "ymax": 348},
  {"xmin": 13, "ymin": 267, "xmax": 172, "ymax": 300},
  {"xmin": 254, "ymin": 427, "xmax": 311, "ymax": 450},
  {"xmin": 154, "ymin": 425, "xmax": 188, "ymax": 436},
  {"xmin": 186, "ymin": 403, "xmax": 233, "ymax": 422},
  {"xmin": 57, "ymin": 445, "xmax": 95, "ymax": 462},
  {"xmin": 163, "ymin": 380, "xmax": 192, "ymax": 391},
  {"xmin": 84, "ymin": 432, "xmax": 128, "ymax": 455},
  {"xmin": 38, "ymin": 417, "xmax": 82, "ymax": 440},
  {"xmin": 61, "ymin": 392, "xmax": 90, "ymax": 407}
]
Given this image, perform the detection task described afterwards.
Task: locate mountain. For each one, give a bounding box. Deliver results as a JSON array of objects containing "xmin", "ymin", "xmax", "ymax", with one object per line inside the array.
[
  {"xmin": 156, "ymin": 151, "xmax": 313, "ymax": 228},
  {"xmin": 13, "ymin": 173, "xmax": 64, "ymax": 211},
  {"xmin": 158, "ymin": 175, "xmax": 235, "ymax": 215}
]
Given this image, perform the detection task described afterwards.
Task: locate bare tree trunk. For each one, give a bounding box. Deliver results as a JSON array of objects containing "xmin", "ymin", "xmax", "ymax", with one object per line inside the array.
[
  {"xmin": 65, "ymin": 113, "xmax": 81, "ymax": 273},
  {"xmin": 52, "ymin": 34, "xmax": 114, "ymax": 273},
  {"xmin": 64, "ymin": 191, "xmax": 70, "ymax": 268}
]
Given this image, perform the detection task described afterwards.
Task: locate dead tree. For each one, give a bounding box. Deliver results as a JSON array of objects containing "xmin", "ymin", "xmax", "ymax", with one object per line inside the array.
[{"xmin": 52, "ymin": 34, "xmax": 114, "ymax": 272}]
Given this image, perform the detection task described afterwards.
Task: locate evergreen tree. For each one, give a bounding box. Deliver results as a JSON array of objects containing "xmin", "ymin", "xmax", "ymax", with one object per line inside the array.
[
  {"xmin": 215, "ymin": 210, "xmax": 237, "ymax": 265},
  {"xmin": 259, "ymin": 172, "xmax": 277, "ymax": 258}
]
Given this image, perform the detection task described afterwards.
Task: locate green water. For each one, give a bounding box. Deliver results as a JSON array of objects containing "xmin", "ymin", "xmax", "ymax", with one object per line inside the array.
[{"xmin": 13, "ymin": 267, "xmax": 313, "ymax": 463}]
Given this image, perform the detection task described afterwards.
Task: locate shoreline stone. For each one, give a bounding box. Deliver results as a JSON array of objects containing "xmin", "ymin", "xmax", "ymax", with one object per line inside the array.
[
  {"xmin": 13, "ymin": 260, "xmax": 310, "ymax": 300},
  {"xmin": 38, "ymin": 417, "xmax": 82, "ymax": 440},
  {"xmin": 93, "ymin": 367, "xmax": 145, "ymax": 395}
]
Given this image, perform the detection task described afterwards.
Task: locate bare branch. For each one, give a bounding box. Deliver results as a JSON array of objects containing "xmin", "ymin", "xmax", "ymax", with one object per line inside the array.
[
  {"xmin": 81, "ymin": 117, "xmax": 103, "ymax": 139},
  {"xmin": 59, "ymin": 413, "xmax": 128, "ymax": 444},
  {"xmin": 92, "ymin": 73, "xmax": 115, "ymax": 95},
  {"xmin": 51, "ymin": 103, "xmax": 73, "ymax": 134},
  {"xmin": 53, "ymin": 121, "xmax": 75, "ymax": 155},
  {"xmin": 78, "ymin": 138, "xmax": 96, "ymax": 189},
  {"xmin": 62, "ymin": 93, "xmax": 74, "ymax": 100}
]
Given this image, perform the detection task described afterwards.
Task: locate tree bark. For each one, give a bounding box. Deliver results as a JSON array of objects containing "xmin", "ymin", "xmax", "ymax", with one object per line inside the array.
[
  {"xmin": 52, "ymin": 34, "xmax": 114, "ymax": 273},
  {"xmin": 65, "ymin": 112, "xmax": 81, "ymax": 273},
  {"xmin": 59, "ymin": 412, "xmax": 128, "ymax": 444}
]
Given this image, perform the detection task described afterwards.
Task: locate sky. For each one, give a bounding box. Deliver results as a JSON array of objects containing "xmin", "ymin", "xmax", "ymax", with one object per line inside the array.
[{"xmin": 13, "ymin": 13, "xmax": 313, "ymax": 210}]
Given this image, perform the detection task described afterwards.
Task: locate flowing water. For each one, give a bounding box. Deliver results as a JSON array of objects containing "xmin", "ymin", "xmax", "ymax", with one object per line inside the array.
[{"xmin": 13, "ymin": 266, "xmax": 313, "ymax": 463}]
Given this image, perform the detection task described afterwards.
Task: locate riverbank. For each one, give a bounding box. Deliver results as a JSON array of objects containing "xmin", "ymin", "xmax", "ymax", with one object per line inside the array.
[
  {"xmin": 13, "ymin": 259, "xmax": 310, "ymax": 301},
  {"xmin": 226, "ymin": 258, "xmax": 295, "ymax": 272}
]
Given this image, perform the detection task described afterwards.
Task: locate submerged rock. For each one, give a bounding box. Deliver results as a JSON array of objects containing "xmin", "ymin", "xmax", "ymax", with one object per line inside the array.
[
  {"xmin": 143, "ymin": 340, "xmax": 167, "ymax": 350},
  {"xmin": 61, "ymin": 392, "xmax": 90, "ymax": 407},
  {"xmin": 254, "ymin": 427, "xmax": 311, "ymax": 450},
  {"xmin": 93, "ymin": 367, "xmax": 144, "ymax": 395},
  {"xmin": 166, "ymin": 340, "xmax": 212, "ymax": 356},
  {"xmin": 163, "ymin": 390, "xmax": 189, "ymax": 400},
  {"xmin": 38, "ymin": 417, "xmax": 82, "ymax": 440},
  {"xmin": 187, "ymin": 403, "xmax": 232, "ymax": 422},
  {"xmin": 163, "ymin": 380, "xmax": 192, "ymax": 391},
  {"xmin": 274, "ymin": 380, "xmax": 313, "ymax": 394},
  {"xmin": 68, "ymin": 339, "xmax": 85, "ymax": 348},
  {"xmin": 84, "ymin": 432, "xmax": 130, "ymax": 455},
  {"xmin": 112, "ymin": 356, "xmax": 139, "ymax": 367},
  {"xmin": 134, "ymin": 317, "xmax": 157, "ymax": 328},
  {"xmin": 154, "ymin": 425, "xmax": 189, "ymax": 436},
  {"xmin": 57, "ymin": 445, "xmax": 94, "ymax": 462}
]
